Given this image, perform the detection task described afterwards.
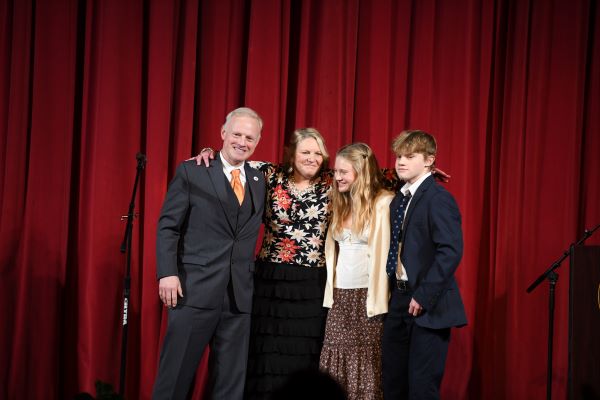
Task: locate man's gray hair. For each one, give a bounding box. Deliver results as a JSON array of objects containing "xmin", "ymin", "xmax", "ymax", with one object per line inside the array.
[{"xmin": 223, "ymin": 107, "xmax": 263, "ymax": 131}]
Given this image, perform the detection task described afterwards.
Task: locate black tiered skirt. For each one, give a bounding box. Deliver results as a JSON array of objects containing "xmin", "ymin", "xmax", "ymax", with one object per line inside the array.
[{"xmin": 245, "ymin": 261, "xmax": 328, "ymax": 400}]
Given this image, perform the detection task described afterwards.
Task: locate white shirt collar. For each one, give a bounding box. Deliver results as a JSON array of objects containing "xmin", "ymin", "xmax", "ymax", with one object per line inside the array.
[
  {"xmin": 219, "ymin": 152, "xmax": 246, "ymax": 182},
  {"xmin": 400, "ymin": 172, "xmax": 432, "ymax": 197}
]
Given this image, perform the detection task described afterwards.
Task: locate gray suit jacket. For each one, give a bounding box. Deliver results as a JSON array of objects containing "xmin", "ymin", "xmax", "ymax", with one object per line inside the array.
[{"xmin": 156, "ymin": 156, "xmax": 265, "ymax": 313}]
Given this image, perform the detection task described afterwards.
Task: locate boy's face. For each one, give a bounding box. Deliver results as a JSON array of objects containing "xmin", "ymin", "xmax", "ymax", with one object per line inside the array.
[{"xmin": 395, "ymin": 152, "xmax": 435, "ymax": 184}]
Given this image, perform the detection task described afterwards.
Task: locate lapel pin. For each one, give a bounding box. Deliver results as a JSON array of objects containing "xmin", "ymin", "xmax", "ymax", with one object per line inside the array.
[{"xmin": 253, "ymin": 176, "xmax": 259, "ymax": 181}]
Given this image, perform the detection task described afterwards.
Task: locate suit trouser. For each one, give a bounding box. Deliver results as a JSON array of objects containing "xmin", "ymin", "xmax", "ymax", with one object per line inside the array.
[
  {"xmin": 382, "ymin": 285, "xmax": 450, "ymax": 400},
  {"xmin": 152, "ymin": 291, "xmax": 251, "ymax": 400}
]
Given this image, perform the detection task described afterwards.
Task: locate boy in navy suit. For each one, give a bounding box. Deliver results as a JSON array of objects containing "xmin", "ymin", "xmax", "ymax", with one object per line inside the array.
[{"xmin": 382, "ymin": 130, "xmax": 467, "ymax": 400}]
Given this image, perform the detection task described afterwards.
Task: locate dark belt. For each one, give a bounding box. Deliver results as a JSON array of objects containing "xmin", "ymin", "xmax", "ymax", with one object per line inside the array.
[{"xmin": 394, "ymin": 278, "xmax": 411, "ymax": 293}]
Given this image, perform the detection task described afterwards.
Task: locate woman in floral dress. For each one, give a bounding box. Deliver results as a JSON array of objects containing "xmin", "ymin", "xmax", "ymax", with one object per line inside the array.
[
  {"xmin": 198, "ymin": 128, "xmax": 337, "ymax": 398},
  {"xmin": 244, "ymin": 128, "xmax": 332, "ymax": 398}
]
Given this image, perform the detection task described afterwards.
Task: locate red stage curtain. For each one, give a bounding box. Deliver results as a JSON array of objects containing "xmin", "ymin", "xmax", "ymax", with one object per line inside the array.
[{"xmin": 1, "ymin": 0, "xmax": 598, "ymax": 399}]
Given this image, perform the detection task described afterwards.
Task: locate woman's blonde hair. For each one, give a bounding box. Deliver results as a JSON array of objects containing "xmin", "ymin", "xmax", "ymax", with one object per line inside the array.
[
  {"xmin": 283, "ymin": 127, "xmax": 329, "ymax": 174},
  {"xmin": 330, "ymin": 143, "xmax": 383, "ymax": 236}
]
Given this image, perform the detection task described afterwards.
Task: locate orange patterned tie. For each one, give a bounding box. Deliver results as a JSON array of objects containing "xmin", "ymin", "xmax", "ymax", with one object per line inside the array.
[{"xmin": 230, "ymin": 169, "xmax": 244, "ymax": 205}]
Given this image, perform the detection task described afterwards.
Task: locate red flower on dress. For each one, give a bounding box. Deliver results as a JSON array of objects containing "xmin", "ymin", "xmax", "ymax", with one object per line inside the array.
[
  {"xmin": 276, "ymin": 238, "xmax": 300, "ymax": 262},
  {"xmin": 273, "ymin": 184, "xmax": 292, "ymax": 210}
]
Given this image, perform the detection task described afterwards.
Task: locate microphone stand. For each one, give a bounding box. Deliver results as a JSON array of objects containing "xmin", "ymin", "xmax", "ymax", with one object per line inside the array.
[
  {"xmin": 118, "ymin": 153, "xmax": 146, "ymax": 396},
  {"xmin": 526, "ymin": 223, "xmax": 600, "ymax": 400}
]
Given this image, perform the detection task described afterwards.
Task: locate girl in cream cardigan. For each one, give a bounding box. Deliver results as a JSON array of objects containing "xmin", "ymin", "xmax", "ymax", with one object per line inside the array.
[{"xmin": 319, "ymin": 143, "xmax": 393, "ymax": 400}]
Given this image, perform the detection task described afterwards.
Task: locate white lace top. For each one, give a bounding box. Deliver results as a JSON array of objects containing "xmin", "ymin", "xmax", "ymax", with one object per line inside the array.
[{"xmin": 333, "ymin": 228, "xmax": 369, "ymax": 289}]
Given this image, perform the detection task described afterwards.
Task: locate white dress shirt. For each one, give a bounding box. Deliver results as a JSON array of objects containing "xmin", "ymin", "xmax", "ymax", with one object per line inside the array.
[
  {"xmin": 219, "ymin": 152, "xmax": 247, "ymax": 186},
  {"xmin": 396, "ymin": 172, "xmax": 432, "ymax": 281}
]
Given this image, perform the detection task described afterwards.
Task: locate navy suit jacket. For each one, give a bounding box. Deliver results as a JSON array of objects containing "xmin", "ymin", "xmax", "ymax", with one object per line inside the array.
[
  {"xmin": 396, "ymin": 175, "xmax": 467, "ymax": 329},
  {"xmin": 156, "ymin": 156, "xmax": 265, "ymax": 313}
]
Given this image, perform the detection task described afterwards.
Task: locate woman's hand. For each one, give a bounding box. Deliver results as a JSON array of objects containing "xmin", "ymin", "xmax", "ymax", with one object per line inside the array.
[{"xmin": 187, "ymin": 147, "xmax": 214, "ymax": 166}]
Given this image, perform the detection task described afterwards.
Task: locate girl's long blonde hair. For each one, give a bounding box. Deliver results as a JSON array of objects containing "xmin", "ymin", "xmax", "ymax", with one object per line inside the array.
[{"xmin": 330, "ymin": 143, "xmax": 383, "ymax": 236}]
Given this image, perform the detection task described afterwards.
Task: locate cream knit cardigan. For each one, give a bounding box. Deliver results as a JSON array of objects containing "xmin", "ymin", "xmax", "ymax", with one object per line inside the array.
[{"xmin": 323, "ymin": 190, "xmax": 394, "ymax": 317}]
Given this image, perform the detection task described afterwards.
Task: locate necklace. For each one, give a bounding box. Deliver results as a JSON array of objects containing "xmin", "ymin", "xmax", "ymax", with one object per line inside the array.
[{"xmin": 288, "ymin": 174, "xmax": 316, "ymax": 197}]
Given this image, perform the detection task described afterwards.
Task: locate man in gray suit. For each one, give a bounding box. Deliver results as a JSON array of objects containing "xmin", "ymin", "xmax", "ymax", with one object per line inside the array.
[{"xmin": 153, "ymin": 107, "xmax": 266, "ymax": 399}]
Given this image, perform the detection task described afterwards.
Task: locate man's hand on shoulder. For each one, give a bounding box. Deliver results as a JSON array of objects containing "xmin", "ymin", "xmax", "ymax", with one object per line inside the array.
[{"xmin": 159, "ymin": 276, "xmax": 183, "ymax": 308}]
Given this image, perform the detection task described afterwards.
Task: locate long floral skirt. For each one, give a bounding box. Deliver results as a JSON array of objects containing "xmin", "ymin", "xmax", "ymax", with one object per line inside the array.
[{"xmin": 319, "ymin": 288, "xmax": 384, "ymax": 400}]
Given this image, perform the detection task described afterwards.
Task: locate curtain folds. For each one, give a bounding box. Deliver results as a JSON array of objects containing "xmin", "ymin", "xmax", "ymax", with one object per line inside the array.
[{"xmin": 1, "ymin": 0, "xmax": 598, "ymax": 399}]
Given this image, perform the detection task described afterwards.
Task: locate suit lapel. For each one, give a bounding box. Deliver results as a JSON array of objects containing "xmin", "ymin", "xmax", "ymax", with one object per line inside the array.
[
  {"xmin": 401, "ymin": 175, "xmax": 434, "ymax": 243},
  {"xmin": 207, "ymin": 155, "xmax": 237, "ymax": 233},
  {"xmin": 237, "ymin": 163, "xmax": 263, "ymax": 232}
]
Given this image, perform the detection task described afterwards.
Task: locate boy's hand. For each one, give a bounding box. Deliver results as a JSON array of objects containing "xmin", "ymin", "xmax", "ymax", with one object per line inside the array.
[{"xmin": 408, "ymin": 298, "xmax": 424, "ymax": 316}]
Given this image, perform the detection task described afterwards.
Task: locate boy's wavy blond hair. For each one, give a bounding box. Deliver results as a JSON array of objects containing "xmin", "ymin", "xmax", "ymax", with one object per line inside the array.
[{"xmin": 391, "ymin": 130, "xmax": 437, "ymax": 169}]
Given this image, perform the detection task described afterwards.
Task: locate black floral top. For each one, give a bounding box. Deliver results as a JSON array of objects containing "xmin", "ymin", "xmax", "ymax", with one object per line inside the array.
[{"xmin": 249, "ymin": 161, "xmax": 401, "ymax": 268}]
